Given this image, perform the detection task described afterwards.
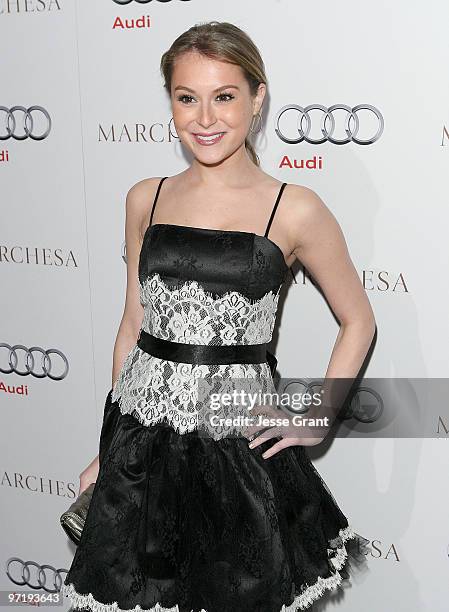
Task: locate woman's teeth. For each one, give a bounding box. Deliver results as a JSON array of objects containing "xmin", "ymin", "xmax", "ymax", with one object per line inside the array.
[{"xmin": 193, "ymin": 132, "xmax": 225, "ymax": 145}]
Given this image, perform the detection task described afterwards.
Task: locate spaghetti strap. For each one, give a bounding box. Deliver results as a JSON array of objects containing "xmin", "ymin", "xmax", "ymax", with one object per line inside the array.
[
  {"xmin": 264, "ymin": 182, "xmax": 287, "ymax": 238},
  {"xmin": 149, "ymin": 176, "xmax": 168, "ymax": 227}
]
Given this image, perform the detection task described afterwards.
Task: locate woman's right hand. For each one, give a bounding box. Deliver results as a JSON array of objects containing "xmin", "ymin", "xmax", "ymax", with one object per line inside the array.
[{"xmin": 78, "ymin": 454, "xmax": 99, "ymax": 496}]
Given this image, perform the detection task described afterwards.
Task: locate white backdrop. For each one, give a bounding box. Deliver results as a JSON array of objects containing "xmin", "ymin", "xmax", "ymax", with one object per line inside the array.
[{"xmin": 1, "ymin": 1, "xmax": 448, "ymax": 611}]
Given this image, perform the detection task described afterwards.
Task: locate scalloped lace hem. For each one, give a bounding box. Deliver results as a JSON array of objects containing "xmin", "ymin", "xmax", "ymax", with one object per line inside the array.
[{"xmin": 61, "ymin": 526, "xmax": 357, "ymax": 612}]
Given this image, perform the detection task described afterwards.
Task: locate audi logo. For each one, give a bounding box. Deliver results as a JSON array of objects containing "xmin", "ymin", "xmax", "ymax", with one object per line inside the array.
[
  {"xmin": 6, "ymin": 558, "xmax": 68, "ymax": 593},
  {"xmin": 0, "ymin": 106, "xmax": 51, "ymax": 141},
  {"xmin": 281, "ymin": 379, "xmax": 384, "ymax": 424},
  {"xmin": 0, "ymin": 343, "xmax": 69, "ymax": 380},
  {"xmin": 341, "ymin": 386, "xmax": 384, "ymax": 423},
  {"xmin": 112, "ymin": 0, "xmax": 191, "ymax": 4},
  {"xmin": 274, "ymin": 104, "xmax": 384, "ymax": 145}
]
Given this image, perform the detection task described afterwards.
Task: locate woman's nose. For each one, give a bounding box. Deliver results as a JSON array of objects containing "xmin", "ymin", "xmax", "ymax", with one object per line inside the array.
[{"xmin": 197, "ymin": 103, "xmax": 217, "ymax": 128}]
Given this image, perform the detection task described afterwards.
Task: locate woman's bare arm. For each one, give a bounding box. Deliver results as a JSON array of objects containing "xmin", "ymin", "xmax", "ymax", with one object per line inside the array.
[
  {"xmin": 78, "ymin": 178, "xmax": 160, "ymax": 494},
  {"xmin": 287, "ymin": 186, "xmax": 376, "ymax": 442},
  {"xmin": 111, "ymin": 178, "xmax": 161, "ymax": 388}
]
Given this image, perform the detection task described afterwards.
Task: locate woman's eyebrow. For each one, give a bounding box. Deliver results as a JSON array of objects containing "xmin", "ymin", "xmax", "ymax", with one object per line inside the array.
[{"xmin": 174, "ymin": 84, "xmax": 240, "ymax": 93}]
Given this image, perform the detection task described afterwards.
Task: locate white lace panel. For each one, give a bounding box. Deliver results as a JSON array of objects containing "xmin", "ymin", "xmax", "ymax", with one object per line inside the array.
[
  {"xmin": 111, "ymin": 273, "xmax": 282, "ymax": 437},
  {"xmin": 111, "ymin": 347, "xmax": 278, "ymax": 438},
  {"xmin": 140, "ymin": 272, "xmax": 281, "ymax": 345}
]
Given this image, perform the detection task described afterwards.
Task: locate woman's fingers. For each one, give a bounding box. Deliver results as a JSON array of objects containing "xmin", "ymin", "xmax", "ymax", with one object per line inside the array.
[
  {"xmin": 260, "ymin": 437, "xmax": 290, "ymax": 459},
  {"xmin": 242, "ymin": 404, "xmax": 284, "ymax": 439},
  {"xmin": 247, "ymin": 426, "xmax": 282, "ymax": 448}
]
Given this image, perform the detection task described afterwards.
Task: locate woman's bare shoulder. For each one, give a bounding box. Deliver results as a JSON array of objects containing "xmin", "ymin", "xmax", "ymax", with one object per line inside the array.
[
  {"xmin": 125, "ymin": 176, "xmax": 166, "ymax": 237},
  {"xmin": 126, "ymin": 176, "xmax": 164, "ymax": 208},
  {"xmin": 284, "ymin": 182, "xmax": 326, "ymax": 218},
  {"xmin": 281, "ymin": 183, "xmax": 340, "ymax": 254},
  {"xmin": 285, "ymin": 182, "xmax": 336, "ymax": 223}
]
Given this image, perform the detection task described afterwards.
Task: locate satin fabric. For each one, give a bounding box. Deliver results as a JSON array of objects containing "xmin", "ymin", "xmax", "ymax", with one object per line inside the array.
[
  {"xmin": 136, "ymin": 329, "xmax": 273, "ymax": 367},
  {"xmin": 139, "ymin": 224, "xmax": 288, "ymax": 301},
  {"xmin": 63, "ymin": 390, "xmax": 369, "ymax": 612}
]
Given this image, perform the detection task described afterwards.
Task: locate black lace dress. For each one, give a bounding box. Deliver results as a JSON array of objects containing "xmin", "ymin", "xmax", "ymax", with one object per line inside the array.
[{"xmin": 62, "ymin": 177, "xmax": 369, "ymax": 612}]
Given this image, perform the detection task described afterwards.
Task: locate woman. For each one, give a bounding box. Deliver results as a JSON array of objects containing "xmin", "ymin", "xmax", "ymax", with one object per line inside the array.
[{"xmin": 63, "ymin": 21, "xmax": 375, "ymax": 612}]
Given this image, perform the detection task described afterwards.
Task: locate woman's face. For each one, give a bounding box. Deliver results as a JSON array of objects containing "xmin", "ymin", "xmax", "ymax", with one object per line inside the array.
[{"xmin": 170, "ymin": 50, "xmax": 265, "ymax": 165}]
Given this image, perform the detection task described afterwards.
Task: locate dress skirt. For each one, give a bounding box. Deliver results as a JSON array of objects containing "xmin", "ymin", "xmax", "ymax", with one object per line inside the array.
[{"xmin": 62, "ymin": 389, "xmax": 369, "ymax": 612}]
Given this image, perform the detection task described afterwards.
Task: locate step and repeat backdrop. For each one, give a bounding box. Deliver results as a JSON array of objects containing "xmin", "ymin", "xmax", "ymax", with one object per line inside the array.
[{"xmin": 1, "ymin": 1, "xmax": 448, "ymax": 611}]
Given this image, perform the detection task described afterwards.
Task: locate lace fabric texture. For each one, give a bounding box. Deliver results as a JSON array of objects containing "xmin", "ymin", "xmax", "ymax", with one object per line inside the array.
[
  {"xmin": 140, "ymin": 272, "xmax": 281, "ymax": 345},
  {"xmin": 111, "ymin": 345, "xmax": 277, "ymax": 438},
  {"xmin": 62, "ymin": 520, "xmax": 363, "ymax": 612},
  {"xmin": 62, "ymin": 390, "xmax": 370, "ymax": 612},
  {"xmin": 112, "ymin": 272, "xmax": 281, "ymax": 437}
]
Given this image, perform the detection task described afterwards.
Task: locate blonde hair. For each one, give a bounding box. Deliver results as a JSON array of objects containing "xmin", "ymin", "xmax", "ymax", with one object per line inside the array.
[{"xmin": 160, "ymin": 21, "xmax": 267, "ymax": 166}]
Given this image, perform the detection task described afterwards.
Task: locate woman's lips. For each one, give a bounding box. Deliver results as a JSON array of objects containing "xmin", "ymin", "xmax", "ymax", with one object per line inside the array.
[{"xmin": 192, "ymin": 132, "xmax": 225, "ymax": 146}]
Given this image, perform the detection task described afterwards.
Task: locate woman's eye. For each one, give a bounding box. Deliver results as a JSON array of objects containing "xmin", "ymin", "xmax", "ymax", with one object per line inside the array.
[
  {"xmin": 177, "ymin": 94, "xmax": 195, "ymax": 104},
  {"xmin": 217, "ymin": 92, "xmax": 235, "ymax": 102},
  {"xmin": 176, "ymin": 92, "xmax": 235, "ymax": 104}
]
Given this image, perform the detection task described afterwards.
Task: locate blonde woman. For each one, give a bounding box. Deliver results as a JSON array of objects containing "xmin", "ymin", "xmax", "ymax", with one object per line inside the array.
[{"xmin": 63, "ymin": 21, "xmax": 374, "ymax": 612}]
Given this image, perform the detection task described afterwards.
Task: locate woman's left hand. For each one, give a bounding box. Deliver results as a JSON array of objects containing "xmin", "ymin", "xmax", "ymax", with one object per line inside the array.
[{"xmin": 243, "ymin": 404, "xmax": 326, "ymax": 458}]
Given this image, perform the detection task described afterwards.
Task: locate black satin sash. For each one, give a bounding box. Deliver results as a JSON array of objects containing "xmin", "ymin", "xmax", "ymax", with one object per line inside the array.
[{"xmin": 136, "ymin": 329, "xmax": 278, "ymax": 377}]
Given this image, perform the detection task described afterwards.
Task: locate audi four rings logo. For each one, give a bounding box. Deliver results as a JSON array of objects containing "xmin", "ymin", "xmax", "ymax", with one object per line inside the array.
[
  {"xmin": 112, "ymin": 0, "xmax": 191, "ymax": 4},
  {"xmin": 0, "ymin": 343, "xmax": 69, "ymax": 380},
  {"xmin": 6, "ymin": 558, "xmax": 68, "ymax": 593},
  {"xmin": 0, "ymin": 106, "xmax": 51, "ymax": 141},
  {"xmin": 274, "ymin": 104, "xmax": 384, "ymax": 145},
  {"xmin": 281, "ymin": 380, "xmax": 383, "ymax": 424}
]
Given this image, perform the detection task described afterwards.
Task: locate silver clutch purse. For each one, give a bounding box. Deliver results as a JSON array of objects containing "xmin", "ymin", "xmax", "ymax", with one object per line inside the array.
[{"xmin": 60, "ymin": 482, "xmax": 95, "ymax": 545}]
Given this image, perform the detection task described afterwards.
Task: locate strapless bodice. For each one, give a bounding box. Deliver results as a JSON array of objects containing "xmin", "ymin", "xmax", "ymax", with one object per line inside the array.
[{"xmin": 111, "ymin": 221, "xmax": 289, "ymax": 436}]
